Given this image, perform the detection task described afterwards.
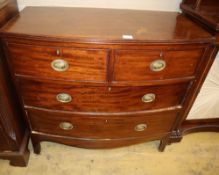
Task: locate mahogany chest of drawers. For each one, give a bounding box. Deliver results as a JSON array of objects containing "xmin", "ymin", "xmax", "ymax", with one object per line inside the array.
[{"xmin": 0, "ymin": 7, "xmax": 217, "ymax": 153}]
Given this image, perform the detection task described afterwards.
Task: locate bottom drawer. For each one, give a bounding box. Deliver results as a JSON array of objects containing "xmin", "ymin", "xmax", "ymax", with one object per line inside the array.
[{"xmin": 27, "ymin": 109, "xmax": 178, "ymax": 139}]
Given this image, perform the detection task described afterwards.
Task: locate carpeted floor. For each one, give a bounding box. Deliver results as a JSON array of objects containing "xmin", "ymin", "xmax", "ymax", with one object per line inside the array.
[{"xmin": 0, "ymin": 132, "xmax": 219, "ymax": 175}]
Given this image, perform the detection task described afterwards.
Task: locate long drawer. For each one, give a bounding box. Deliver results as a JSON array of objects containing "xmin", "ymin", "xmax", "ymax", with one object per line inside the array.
[
  {"xmin": 27, "ymin": 108, "xmax": 178, "ymax": 139},
  {"xmin": 18, "ymin": 78, "xmax": 189, "ymax": 112},
  {"xmin": 113, "ymin": 48, "xmax": 205, "ymax": 81},
  {"xmin": 7, "ymin": 43, "xmax": 109, "ymax": 82}
]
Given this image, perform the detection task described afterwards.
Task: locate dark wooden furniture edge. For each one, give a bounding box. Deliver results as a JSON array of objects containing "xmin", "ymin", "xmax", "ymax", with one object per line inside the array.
[
  {"xmin": 0, "ymin": 129, "xmax": 30, "ymax": 167},
  {"xmin": 0, "ymin": 0, "xmax": 30, "ymax": 167},
  {"xmin": 158, "ymin": 119, "xmax": 219, "ymax": 150},
  {"xmin": 180, "ymin": 4, "xmax": 219, "ymax": 33},
  {"xmin": 181, "ymin": 118, "xmax": 219, "ymax": 135},
  {"xmin": 179, "ymin": 1, "xmax": 219, "ymax": 139}
]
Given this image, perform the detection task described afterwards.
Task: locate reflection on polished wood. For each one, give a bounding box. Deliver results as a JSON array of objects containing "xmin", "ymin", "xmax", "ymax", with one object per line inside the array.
[{"xmin": 1, "ymin": 7, "xmax": 213, "ymax": 42}]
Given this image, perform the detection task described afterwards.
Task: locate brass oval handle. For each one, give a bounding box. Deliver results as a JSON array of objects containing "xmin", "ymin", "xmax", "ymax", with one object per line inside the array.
[
  {"xmin": 59, "ymin": 122, "xmax": 73, "ymax": 130},
  {"xmin": 56, "ymin": 93, "xmax": 72, "ymax": 103},
  {"xmin": 150, "ymin": 60, "xmax": 166, "ymax": 72},
  {"xmin": 135, "ymin": 124, "xmax": 147, "ymax": 132},
  {"xmin": 51, "ymin": 59, "xmax": 69, "ymax": 72},
  {"xmin": 142, "ymin": 93, "xmax": 156, "ymax": 103}
]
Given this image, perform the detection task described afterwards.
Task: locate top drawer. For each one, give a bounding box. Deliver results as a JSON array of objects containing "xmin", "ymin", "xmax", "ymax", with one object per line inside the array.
[
  {"xmin": 113, "ymin": 49, "xmax": 205, "ymax": 82},
  {"xmin": 7, "ymin": 44, "xmax": 109, "ymax": 82}
]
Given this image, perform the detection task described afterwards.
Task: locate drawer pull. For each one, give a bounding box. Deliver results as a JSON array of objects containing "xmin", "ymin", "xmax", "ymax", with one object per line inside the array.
[
  {"xmin": 56, "ymin": 93, "xmax": 72, "ymax": 103},
  {"xmin": 150, "ymin": 60, "xmax": 166, "ymax": 72},
  {"xmin": 59, "ymin": 122, "xmax": 74, "ymax": 130},
  {"xmin": 142, "ymin": 93, "xmax": 156, "ymax": 103},
  {"xmin": 135, "ymin": 124, "xmax": 147, "ymax": 132},
  {"xmin": 51, "ymin": 59, "xmax": 69, "ymax": 72}
]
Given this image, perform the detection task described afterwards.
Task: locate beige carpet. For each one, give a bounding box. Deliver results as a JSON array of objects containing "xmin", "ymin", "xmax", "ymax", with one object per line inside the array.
[{"xmin": 0, "ymin": 132, "xmax": 219, "ymax": 175}]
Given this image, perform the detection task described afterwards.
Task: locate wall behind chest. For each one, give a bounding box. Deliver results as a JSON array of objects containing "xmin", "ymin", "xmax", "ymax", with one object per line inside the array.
[{"xmin": 17, "ymin": 0, "xmax": 181, "ymax": 11}]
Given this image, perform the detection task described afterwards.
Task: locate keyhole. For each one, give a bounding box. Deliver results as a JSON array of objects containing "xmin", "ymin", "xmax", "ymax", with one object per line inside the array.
[{"xmin": 56, "ymin": 49, "xmax": 61, "ymax": 56}]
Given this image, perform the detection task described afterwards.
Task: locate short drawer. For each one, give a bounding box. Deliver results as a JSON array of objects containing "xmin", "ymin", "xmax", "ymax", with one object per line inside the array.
[
  {"xmin": 18, "ymin": 79, "xmax": 189, "ymax": 112},
  {"xmin": 27, "ymin": 109, "xmax": 178, "ymax": 139},
  {"xmin": 113, "ymin": 49, "xmax": 205, "ymax": 81},
  {"xmin": 7, "ymin": 43, "xmax": 108, "ymax": 81}
]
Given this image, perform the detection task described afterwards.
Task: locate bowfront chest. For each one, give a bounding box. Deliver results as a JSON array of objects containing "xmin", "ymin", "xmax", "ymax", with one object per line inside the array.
[{"xmin": 0, "ymin": 7, "xmax": 216, "ymax": 153}]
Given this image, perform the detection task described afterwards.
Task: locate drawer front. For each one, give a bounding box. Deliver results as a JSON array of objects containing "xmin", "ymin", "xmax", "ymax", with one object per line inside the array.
[
  {"xmin": 7, "ymin": 43, "xmax": 108, "ymax": 81},
  {"xmin": 18, "ymin": 79, "xmax": 189, "ymax": 112},
  {"xmin": 27, "ymin": 109, "xmax": 177, "ymax": 139},
  {"xmin": 113, "ymin": 49, "xmax": 205, "ymax": 81}
]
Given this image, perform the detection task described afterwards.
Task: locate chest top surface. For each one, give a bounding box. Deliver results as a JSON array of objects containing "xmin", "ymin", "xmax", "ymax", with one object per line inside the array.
[{"xmin": 0, "ymin": 7, "xmax": 214, "ymax": 43}]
